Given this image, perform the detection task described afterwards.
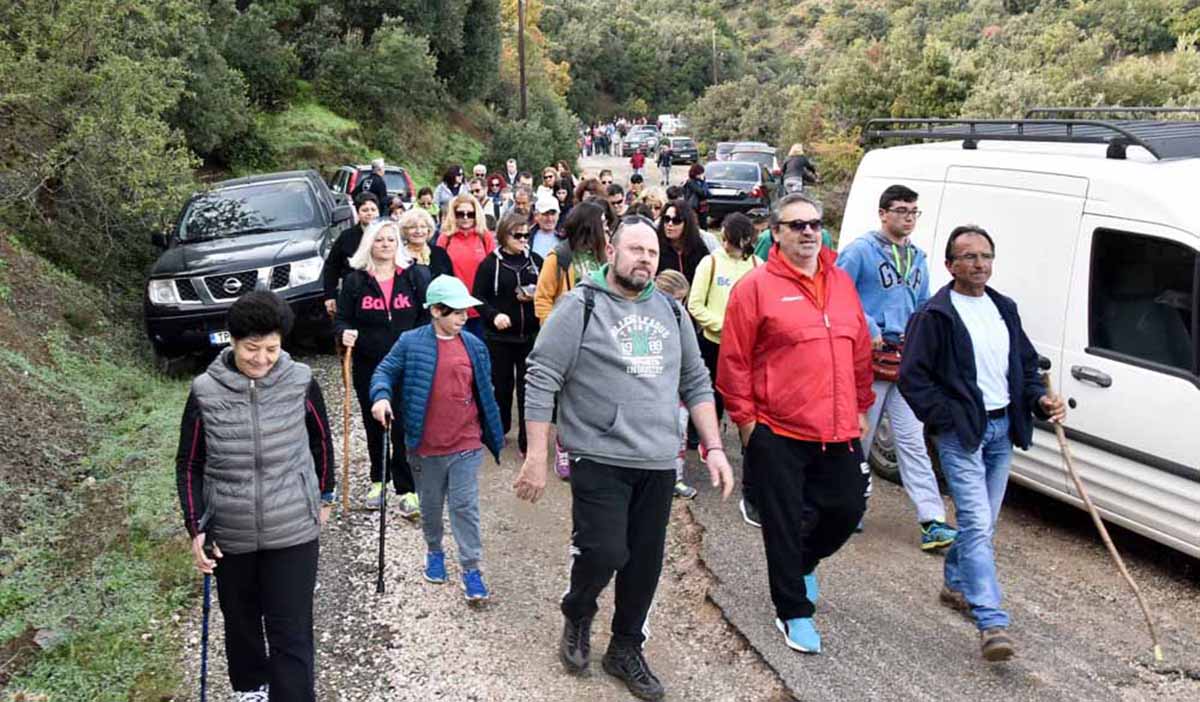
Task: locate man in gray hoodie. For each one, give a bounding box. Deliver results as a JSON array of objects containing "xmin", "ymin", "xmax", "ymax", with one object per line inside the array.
[{"xmin": 515, "ymin": 217, "xmax": 733, "ymax": 702}]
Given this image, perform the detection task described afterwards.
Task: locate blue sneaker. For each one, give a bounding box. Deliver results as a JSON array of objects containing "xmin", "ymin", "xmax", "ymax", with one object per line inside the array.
[
  {"xmin": 463, "ymin": 569, "xmax": 490, "ymax": 603},
  {"xmin": 804, "ymin": 571, "xmax": 819, "ymax": 607},
  {"xmin": 776, "ymin": 617, "xmax": 821, "ymax": 654},
  {"xmin": 424, "ymin": 551, "xmax": 447, "ymax": 584},
  {"xmin": 921, "ymin": 520, "xmax": 957, "ymax": 551}
]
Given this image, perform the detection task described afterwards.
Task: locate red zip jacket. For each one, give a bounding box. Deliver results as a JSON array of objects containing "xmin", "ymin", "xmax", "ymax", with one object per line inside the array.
[
  {"xmin": 437, "ymin": 228, "xmax": 495, "ymax": 318},
  {"xmin": 718, "ymin": 246, "xmax": 875, "ymax": 443}
]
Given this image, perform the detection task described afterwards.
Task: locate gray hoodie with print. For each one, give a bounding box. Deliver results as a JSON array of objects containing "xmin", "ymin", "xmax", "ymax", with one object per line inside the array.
[{"xmin": 525, "ymin": 266, "xmax": 714, "ymax": 470}]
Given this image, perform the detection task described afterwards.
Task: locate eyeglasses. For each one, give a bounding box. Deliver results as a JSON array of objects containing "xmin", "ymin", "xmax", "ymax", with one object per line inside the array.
[
  {"xmin": 543, "ymin": 173, "xmax": 556, "ymax": 180},
  {"xmin": 778, "ymin": 218, "xmax": 823, "ymax": 233},
  {"xmin": 609, "ymin": 198, "xmax": 625, "ymax": 207},
  {"xmin": 511, "ymin": 230, "xmax": 530, "ymax": 239},
  {"xmin": 600, "ymin": 179, "xmax": 613, "ymax": 186},
  {"xmin": 663, "ymin": 215, "xmax": 685, "ymax": 225},
  {"xmin": 454, "ymin": 210, "xmax": 476, "ymax": 219},
  {"xmin": 885, "ymin": 208, "xmax": 922, "ymax": 219},
  {"xmin": 953, "ymin": 252, "xmax": 995, "ymax": 263}
]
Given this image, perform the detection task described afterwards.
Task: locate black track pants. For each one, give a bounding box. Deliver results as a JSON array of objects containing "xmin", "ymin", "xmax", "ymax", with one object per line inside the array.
[
  {"xmin": 215, "ymin": 539, "xmax": 319, "ymax": 701},
  {"xmin": 745, "ymin": 425, "xmax": 868, "ymax": 621},
  {"xmin": 560, "ymin": 458, "xmax": 675, "ymax": 647},
  {"xmin": 352, "ymin": 359, "xmax": 413, "ymax": 494},
  {"xmin": 487, "ymin": 338, "xmax": 534, "ymax": 454}
]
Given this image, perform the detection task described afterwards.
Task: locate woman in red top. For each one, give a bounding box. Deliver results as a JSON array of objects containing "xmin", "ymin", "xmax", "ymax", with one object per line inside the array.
[{"xmin": 435, "ymin": 193, "xmax": 496, "ymax": 338}]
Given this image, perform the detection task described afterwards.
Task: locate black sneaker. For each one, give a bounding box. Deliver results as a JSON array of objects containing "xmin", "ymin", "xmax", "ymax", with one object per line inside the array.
[
  {"xmin": 559, "ymin": 615, "xmax": 592, "ymax": 674},
  {"xmin": 602, "ymin": 642, "xmax": 665, "ymax": 701},
  {"xmin": 740, "ymin": 498, "xmax": 762, "ymax": 528}
]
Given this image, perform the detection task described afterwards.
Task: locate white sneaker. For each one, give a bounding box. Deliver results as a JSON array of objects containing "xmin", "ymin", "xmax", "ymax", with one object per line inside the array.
[{"xmin": 237, "ymin": 684, "xmax": 269, "ymax": 702}]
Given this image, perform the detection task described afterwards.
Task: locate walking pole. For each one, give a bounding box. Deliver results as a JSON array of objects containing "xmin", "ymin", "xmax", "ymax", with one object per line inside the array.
[
  {"xmin": 376, "ymin": 419, "xmax": 390, "ymax": 594},
  {"xmin": 199, "ymin": 570, "xmax": 212, "ymax": 702},
  {"xmin": 1039, "ymin": 359, "xmax": 1163, "ymax": 662},
  {"xmin": 341, "ymin": 348, "xmax": 352, "ymax": 513}
]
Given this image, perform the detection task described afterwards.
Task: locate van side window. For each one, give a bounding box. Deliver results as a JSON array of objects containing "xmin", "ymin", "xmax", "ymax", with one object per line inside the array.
[{"xmin": 1089, "ymin": 229, "xmax": 1196, "ymax": 373}]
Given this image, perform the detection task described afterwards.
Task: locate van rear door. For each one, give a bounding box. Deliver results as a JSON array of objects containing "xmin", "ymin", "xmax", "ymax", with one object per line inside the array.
[
  {"xmin": 1059, "ymin": 217, "xmax": 1200, "ymax": 557},
  {"xmin": 933, "ymin": 167, "xmax": 1088, "ymax": 496}
]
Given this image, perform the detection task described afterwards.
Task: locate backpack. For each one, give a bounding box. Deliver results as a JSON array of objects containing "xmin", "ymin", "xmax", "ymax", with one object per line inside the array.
[{"xmin": 580, "ymin": 285, "xmax": 682, "ymax": 339}]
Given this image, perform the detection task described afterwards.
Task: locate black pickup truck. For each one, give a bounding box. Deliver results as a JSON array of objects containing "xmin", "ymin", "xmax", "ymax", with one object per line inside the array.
[{"xmin": 144, "ymin": 170, "xmax": 353, "ymax": 366}]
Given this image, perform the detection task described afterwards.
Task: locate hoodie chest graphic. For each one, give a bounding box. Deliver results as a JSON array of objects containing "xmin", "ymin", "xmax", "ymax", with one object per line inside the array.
[{"xmin": 609, "ymin": 314, "xmax": 672, "ymax": 378}]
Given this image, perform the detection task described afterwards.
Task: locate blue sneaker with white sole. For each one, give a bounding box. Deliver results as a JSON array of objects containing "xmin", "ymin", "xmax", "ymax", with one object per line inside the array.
[
  {"xmin": 463, "ymin": 569, "xmax": 490, "ymax": 603},
  {"xmin": 921, "ymin": 520, "xmax": 958, "ymax": 551},
  {"xmin": 776, "ymin": 617, "xmax": 821, "ymax": 654},
  {"xmin": 804, "ymin": 571, "xmax": 819, "ymax": 606},
  {"xmin": 424, "ymin": 551, "xmax": 447, "ymax": 583}
]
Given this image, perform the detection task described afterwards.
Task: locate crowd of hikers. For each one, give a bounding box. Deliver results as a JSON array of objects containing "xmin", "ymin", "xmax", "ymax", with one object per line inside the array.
[{"xmin": 175, "ymin": 153, "xmax": 1067, "ymax": 701}]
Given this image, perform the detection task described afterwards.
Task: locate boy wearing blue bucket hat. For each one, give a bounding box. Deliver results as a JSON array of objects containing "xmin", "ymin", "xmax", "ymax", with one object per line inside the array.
[{"xmin": 370, "ymin": 275, "xmax": 505, "ymax": 603}]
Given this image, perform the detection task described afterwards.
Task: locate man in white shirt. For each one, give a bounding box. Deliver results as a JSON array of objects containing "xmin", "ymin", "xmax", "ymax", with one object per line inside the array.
[{"xmin": 899, "ymin": 225, "xmax": 1066, "ymax": 663}]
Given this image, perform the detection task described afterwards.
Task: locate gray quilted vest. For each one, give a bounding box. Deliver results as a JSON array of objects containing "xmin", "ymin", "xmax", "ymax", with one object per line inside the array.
[{"xmin": 192, "ymin": 349, "xmax": 320, "ymax": 554}]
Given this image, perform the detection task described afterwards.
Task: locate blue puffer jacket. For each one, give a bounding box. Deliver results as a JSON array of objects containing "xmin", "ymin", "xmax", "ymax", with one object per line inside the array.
[{"xmin": 368, "ymin": 325, "xmax": 504, "ymax": 461}]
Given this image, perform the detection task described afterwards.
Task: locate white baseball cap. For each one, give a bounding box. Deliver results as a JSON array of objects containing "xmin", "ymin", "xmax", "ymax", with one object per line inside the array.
[{"xmin": 535, "ymin": 195, "xmax": 560, "ymax": 214}]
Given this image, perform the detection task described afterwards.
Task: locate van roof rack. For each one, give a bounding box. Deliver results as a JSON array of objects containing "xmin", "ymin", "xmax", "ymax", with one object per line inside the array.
[
  {"xmin": 1025, "ymin": 106, "xmax": 1200, "ymax": 119},
  {"xmin": 863, "ymin": 117, "xmax": 1200, "ymax": 161}
]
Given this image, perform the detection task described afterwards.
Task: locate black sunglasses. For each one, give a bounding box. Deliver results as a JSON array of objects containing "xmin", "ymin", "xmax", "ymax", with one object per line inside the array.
[
  {"xmin": 543, "ymin": 173, "xmax": 556, "ymax": 180},
  {"xmin": 454, "ymin": 210, "xmax": 476, "ymax": 219},
  {"xmin": 511, "ymin": 230, "xmax": 530, "ymax": 239},
  {"xmin": 663, "ymin": 215, "xmax": 685, "ymax": 225},
  {"xmin": 779, "ymin": 218, "xmax": 823, "ymax": 232}
]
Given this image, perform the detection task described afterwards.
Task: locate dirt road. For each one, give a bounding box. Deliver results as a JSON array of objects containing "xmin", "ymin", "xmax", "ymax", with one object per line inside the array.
[{"xmin": 175, "ymin": 155, "xmax": 1200, "ymax": 700}]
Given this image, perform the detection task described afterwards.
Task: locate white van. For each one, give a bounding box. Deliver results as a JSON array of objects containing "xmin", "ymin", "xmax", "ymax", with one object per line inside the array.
[{"xmin": 838, "ymin": 114, "xmax": 1200, "ymax": 559}]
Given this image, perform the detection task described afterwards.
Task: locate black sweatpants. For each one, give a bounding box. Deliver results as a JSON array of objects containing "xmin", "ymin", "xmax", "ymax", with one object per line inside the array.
[
  {"xmin": 561, "ymin": 458, "xmax": 675, "ymax": 647},
  {"xmin": 745, "ymin": 425, "xmax": 868, "ymax": 621},
  {"xmin": 214, "ymin": 539, "xmax": 319, "ymax": 700},
  {"xmin": 696, "ymin": 334, "xmax": 724, "ymax": 421},
  {"xmin": 487, "ymin": 338, "xmax": 534, "ymax": 454},
  {"xmin": 352, "ymin": 359, "xmax": 413, "ymax": 494}
]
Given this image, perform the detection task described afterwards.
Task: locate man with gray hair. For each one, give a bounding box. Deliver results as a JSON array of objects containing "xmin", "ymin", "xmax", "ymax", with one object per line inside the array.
[
  {"xmin": 515, "ymin": 216, "xmax": 734, "ymax": 701},
  {"xmin": 353, "ymin": 158, "xmax": 389, "ymax": 212},
  {"xmin": 718, "ymin": 192, "xmax": 875, "ymax": 655}
]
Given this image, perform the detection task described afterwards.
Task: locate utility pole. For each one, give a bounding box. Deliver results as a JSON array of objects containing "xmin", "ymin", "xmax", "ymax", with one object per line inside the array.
[
  {"xmin": 518, "ymin": 0, "xmax": 528, "ymax": 120},
  {"xmin": 711, "ymin": 27, "xmax": 718, "ymax": 85}
]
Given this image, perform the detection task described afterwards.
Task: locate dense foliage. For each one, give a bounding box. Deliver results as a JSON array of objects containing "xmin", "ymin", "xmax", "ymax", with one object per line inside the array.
[{"xmin": 0, "ymin": 0, "xmax": 584, "ymax": 291}]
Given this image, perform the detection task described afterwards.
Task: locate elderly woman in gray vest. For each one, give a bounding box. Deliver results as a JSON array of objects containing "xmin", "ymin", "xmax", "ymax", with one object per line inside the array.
[{"xmin": 175, "ymin": 290, "xmax": 336, "ymax": 702}]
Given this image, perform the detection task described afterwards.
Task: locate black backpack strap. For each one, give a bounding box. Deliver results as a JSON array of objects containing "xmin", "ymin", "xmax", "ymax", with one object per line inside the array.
[
  {"xmin": 581, "ymin": 285, "xmax": 596, "ymax": 339},
  {"xmin": 555, "ymin": 240, "xmax": 574, "ymax": 276},
  {"xmin": 656, "ymin": 289, "xmax": 683, "ymax": 328}
]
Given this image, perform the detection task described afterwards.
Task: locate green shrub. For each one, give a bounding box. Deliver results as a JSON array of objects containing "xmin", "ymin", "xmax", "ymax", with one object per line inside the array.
[
  {"xmin": 316, "ymin": 25, "xmax": 445, "ymax": 122},
  {"xmin": 223, "ymin": 5, "xmax": 300, "ymax": 108}
]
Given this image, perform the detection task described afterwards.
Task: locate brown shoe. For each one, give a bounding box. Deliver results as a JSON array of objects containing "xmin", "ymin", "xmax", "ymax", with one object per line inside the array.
[
  {"xmin": 980, "ymin": 627, "xmax": 1015, "ymax": 662},
  {"xmin": 939, "ymin": 586, "xmax": 969, "ymax": 612}
]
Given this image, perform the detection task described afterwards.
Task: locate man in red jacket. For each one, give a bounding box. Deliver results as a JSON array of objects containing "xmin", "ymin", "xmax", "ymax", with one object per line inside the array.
[{"xmin": 718, "ymin": 192, "xmax": 875, "ymax": 655}]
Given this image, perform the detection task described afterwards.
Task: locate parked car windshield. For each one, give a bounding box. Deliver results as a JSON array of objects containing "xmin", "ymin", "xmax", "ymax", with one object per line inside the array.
[
  {"xmin": 178, "ymin": 181, "xmax": 319, "ymax": 242},
  {"xmin": 730, "ymin": 151, "xmax": 775, "ymax": 169},
  {"xmin": 706, "ymin": 163, "xmax": 761, "ymax": 182}
]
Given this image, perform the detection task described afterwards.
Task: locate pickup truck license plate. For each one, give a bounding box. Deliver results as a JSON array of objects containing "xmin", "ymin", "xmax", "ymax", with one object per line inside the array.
[{"xmin": 209, "ymin": 330, "xmax": 232, "ymax": 346}]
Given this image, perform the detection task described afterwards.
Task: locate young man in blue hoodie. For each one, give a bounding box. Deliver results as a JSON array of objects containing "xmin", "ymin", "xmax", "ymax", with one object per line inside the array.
[{"xmin": 837, "ymin": 184, "xmax": 957, "ymax": 551}]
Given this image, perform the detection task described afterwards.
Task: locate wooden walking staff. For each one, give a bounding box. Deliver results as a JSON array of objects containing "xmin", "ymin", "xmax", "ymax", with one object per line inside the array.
[
  {"xmin": 341, "ymin": 347, "xmax": 352, "ymax": 513},
  {"xmin": 1039, "ymin": 358, "xmax": 1163, "ymax": 662}
]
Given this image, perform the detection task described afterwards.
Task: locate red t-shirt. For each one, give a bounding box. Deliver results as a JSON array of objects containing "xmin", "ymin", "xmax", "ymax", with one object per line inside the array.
[
  {"xmin": 417, "ymin": 336, "xmax": 483, "ymax": 457},
  {"xmin": 375, "ymin": 274, "xmax": 395, "ymax": 311},
  {"xmin": 441, "ymin": 229, "xmax": 495, "ymax": 318}
]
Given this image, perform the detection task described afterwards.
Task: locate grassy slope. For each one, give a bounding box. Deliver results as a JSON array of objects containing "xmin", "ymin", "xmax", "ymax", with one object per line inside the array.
[
  {"xmin": 0, "ymin": 236, "xmax": 193, "ymax": 700},
  {"xmin": 250, "ymin": 97, "xmax": 486, "ymax": 191}
]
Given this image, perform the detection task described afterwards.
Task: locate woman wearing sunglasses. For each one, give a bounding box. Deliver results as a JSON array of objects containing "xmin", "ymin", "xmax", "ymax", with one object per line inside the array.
[
  {"xmin": 471, "ymin": 212, "xmax": 543, "ymax": 456},
  {"xmin": 435, "ymin": 193, "xmax": 496, "ymax": 338},
  {"xmin": 656, "ymin": 199, "xmax": 710, "ymax": 285}
]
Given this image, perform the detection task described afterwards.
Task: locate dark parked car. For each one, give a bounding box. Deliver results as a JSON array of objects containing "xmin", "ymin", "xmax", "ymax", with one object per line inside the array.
[
  {"xmin": 329, "ymin": 164, "xmax": 416, "ymax": 207},
  {"xmin": 703, "ymin": 160, "xmax": 779, "ymax": 226},
  {"xmin": 729, "ymin": 143, "xmax": 781, "ymax": 177},
  {"xmin": 621, "ymin": 126, "xmax": 660, "ymax": 156},
  {"xmin": 144, "ymin": 170, "xmax": 353, "ymax": 366},
  {"xmin": 662, "ymin": 136, "xmax": 700, "ymax": 165}
]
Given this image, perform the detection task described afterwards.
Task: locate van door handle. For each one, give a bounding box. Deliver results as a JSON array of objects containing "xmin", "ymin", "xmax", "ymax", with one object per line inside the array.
[{"xmin": 1071, "ymin": 365, "xmax": 1112, "ymax": 388}]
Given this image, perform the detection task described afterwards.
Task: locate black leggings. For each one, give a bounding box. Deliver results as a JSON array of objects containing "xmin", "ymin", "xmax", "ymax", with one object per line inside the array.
[
  {"xmin": 487, "ymin": 338, "xmax": 534, "ymax": 454},
  {"xmin": 352, "ymin": 358, "xmax": 414, "ymax": 494}
]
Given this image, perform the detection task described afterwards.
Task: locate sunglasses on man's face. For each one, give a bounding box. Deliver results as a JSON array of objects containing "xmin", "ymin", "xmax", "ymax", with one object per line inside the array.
[
  {"xmin": 779, "ymin": 218, "xmax": 823, "ymax": 233},
  {"xmin": 454, "ymin": 210, "xmax": 476, "ymax": 219}
]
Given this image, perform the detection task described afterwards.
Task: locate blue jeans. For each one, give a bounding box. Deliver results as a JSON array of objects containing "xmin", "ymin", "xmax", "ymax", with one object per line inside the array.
[
  {"xmin": 411, "ymin": 449, "xmax": 484, "ymax": 570},
  {"xmin": 935, "ymin": 416, "xmax": 1013, "ymax": 631}
]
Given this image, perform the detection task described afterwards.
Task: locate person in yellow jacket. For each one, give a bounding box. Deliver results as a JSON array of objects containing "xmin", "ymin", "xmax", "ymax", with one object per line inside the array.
[
  {"xmin": 686, "ymin": 212, "xmax": 759, "ymax": 450},
  {"xmin": 533, "ymin": 200, "xmax": 608, "ymax": 322}
]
